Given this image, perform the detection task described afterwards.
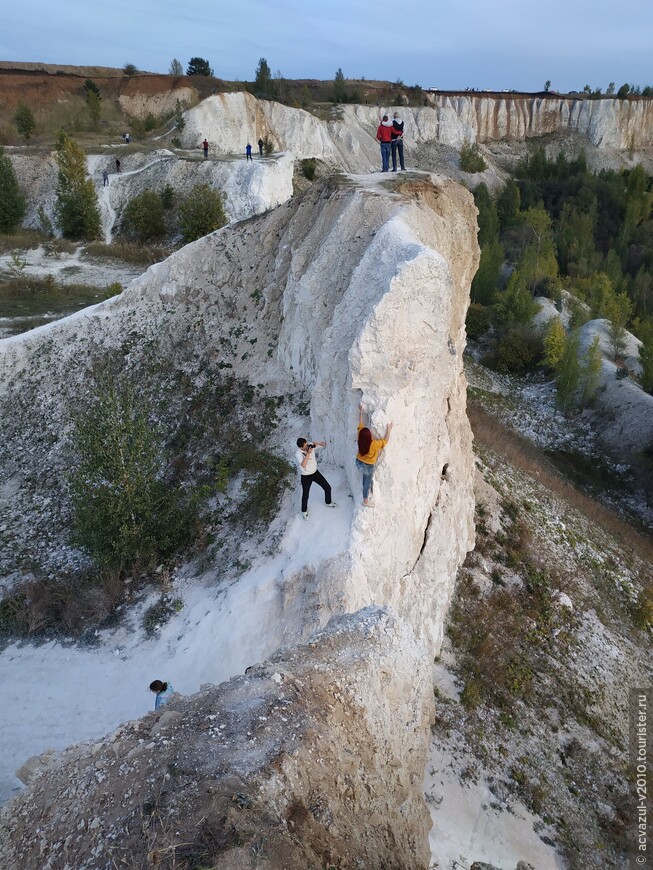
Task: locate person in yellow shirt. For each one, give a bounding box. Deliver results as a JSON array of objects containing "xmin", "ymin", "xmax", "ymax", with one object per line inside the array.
[{"xmin": 355, "ymin": 404, "xmax": 393, "ymax": 506}]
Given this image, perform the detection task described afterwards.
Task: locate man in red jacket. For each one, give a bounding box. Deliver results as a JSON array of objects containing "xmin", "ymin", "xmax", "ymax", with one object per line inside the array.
[{"xmin": 376, "ymin": 115, "xmax": 393, "ymax": 172}]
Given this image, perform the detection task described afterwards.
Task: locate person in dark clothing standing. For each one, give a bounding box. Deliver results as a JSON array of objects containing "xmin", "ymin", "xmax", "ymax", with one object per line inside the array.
[
  {"xmin": 258, "ymin": 137, "xmax": 264, "ymax": 156},
  {"xmin": 295, "ymin": 438, "xmax": 337, "ymax": 520},
  {"xmin": 376, "ymin": 115, "xmax": 393, "ymax": 172},
  {"xmin": 246, "ymin": 143, "xmax": 253, "ymax": 161},
  {"xmin": 115, "ymin": 158, "xmax": 121, "ymax": 173},
  {"xmin": 391, "ymin": 112, "xmax": 405, "ymax": 171}
]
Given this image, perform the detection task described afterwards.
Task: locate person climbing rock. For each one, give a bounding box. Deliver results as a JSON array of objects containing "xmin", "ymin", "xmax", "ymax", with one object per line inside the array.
[
  {"xmin": 149, "ymin": 680, "xmax": 174, "ymax": 710},
  {"xmin": 296, "ymin": 438, "xmax": 337, "ymax": 520},
  {"xmin": 355, "ymin": 404, "xmax": 392, "ymax": 506}
]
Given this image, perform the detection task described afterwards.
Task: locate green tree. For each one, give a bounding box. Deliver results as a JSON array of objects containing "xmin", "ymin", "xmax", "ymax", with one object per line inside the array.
[
  {"xmin": 638, "ymin": 322, "xmax": 653, "ymax": 394},
  {"xmin": 300, "ymin": 84, "xmax": 312, "ymax": 108},
  {"xmin": 460, "ymin": 142, "xmax": 486, "ymax": 173},
  {"xmin": 0, "ymin": 147, "xmax": 26, "ymax": 232},
  {"xmin": 70, "ymin": 379, "xmax": 195, "ymax": 572},
  {"xmin": 606, "ymin": 82, "xmax": 615, "ymax": 95},
  {"xmin": 54, "ymin": 131, "xmax": 101, "ymax": 240},
  {"xmin": 556, "ymin": 329, "xmax": 582, "ymax": 411},
  {"xmin": 178, "ymin": 183, "xmax": 226, "ymax": 242},
  {"xmin": 544, "ymin": 80, "xmax": 551, "ymax": 92},
  {"xmin": 333, "ymin": 68, "xmax": 346, "ymax": 103},
  {"xmin": 497, "ymin": 179, "xmax": 521, "ymax": 229},
  {"xmin": 123, "ymin": 63, "xmax": 138, "ymax": 76},
  {"xmin": 186, "ymin": 57, "xmax": 213, "ymax": 76},
  {"xmin": 86, "ymin": 90, "xmax": 102, "ymax": 123},
  {"xmin": 14, "ymin": 101, "xmax": 36, "ymax": 141},
  {"xmin": 542, "ymin": 316, "xmax": 567, "ymax": 371},
  {"xmin": 471, "ymin": 240, "xmax": 503, "ymax": 305},
  {"xmin": 604, "ymin": 289, "xmax": 632, "ymax": 360},
  {"xmin": 617, "ymin": 83, "xmax": 630, "ymax": 98},
  {"xmin": 474, "ymin": 183, "xmax": 499, "ymax": 246},
  {"xmin": 169, "ymin": 58, "xmax": 183, "ymax": 76},
  {"xmin": 254, "ymin": 57, "xmax": 272, "ymax": 95},
  {"xmin": 122, "ymin": 190, "xmax": 166, "ymax": 242},
  {"xmin": 493, "ymin": 274, "xmax": 539, "ymax": 330},
  {"xmin": 579, "ymin": 335, "xmax": 603, "ymax": 407}
]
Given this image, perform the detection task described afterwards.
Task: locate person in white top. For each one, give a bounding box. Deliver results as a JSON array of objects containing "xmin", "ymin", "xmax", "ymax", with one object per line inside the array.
[{"xmin": 295, "ymin": 438, "xmax": 337, "ymax": 520}]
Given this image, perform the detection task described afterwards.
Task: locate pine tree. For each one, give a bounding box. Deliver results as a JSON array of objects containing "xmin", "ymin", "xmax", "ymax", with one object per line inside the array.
[
  {"xmin": 0, "ymin": 147, "xmax": 26, "ymax": 232},
  {"xmin": 638, "ymin": 322, "xmax": 653, "ymax": 394},
  {"xmin": 556, "ymin": 330, "xmax": 581, "ymax": 412},
  {"xmin": 542, "ymin": 316, "xmax": 567, "ymax": 371},
  {"xmin": 579, "ymin": 335, "xmax": 603, "ymax": 406},
  {"xmin": 54, "ymin": 131, "xmax": 101, "ymax": 240},
  {"xmin": 254, "ymin": 58, "xmax": 272, "ymax": 95}
]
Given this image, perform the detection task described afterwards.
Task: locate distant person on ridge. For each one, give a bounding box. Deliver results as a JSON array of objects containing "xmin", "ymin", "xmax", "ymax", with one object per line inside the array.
[
  {"xmin": 356, "ymin": 404, "xmax": 393, "ymax": 506},
  {"xmin": 149, "ymin": 679, "xmax": 174, "ymax": 711},
  {"xmin": 391, "ymin": 111, "xmax": 405, "ymax": 171},
  {"xmin": 202, "ymin": 138, "xmax": 209, "ymax": 158},
  {"xmin": 376, "ymin": 114, "xmax": 393, "ymax": 172},
  {"xmin": 296, "ymin": 437, "xmax": 337, "ymax": 521},
  {"xmin": 258, "ymin": 137, "xmax": 264, "ymax": 156},
  {"xmin": 246, "ymin": 142, "xmax": 253, "ymax": 161}
]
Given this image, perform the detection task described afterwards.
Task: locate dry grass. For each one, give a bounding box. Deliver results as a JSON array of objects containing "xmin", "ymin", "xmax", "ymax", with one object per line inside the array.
[
  {"xmin": 0, "ymin": 229, "xmax": 48, "ymax": 253},
  {"xmin": 468, "ymin": 398, "xmax": 653, "ymax": 564},
  {"xmin": 83, "ymin": 240, "xmax": 172, "ymax": 265}
]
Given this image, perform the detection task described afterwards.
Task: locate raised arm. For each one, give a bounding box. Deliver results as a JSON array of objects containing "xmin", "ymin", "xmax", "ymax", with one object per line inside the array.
[
  {"xmin": 384, "ymin": 422, "xmax": 393, "ymax": 441},
  {"xmin": 359, "ymin": 403, "xmax": 364, "ymax": 425}
]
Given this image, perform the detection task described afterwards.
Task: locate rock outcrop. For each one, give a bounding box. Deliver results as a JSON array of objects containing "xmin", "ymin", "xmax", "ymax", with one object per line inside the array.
[
  {"xmin": 0, "ymin": 173, "xmax": 478, "ymax": 867},
  {"xmin": 180, "ymin": 92, "xmax": 653, "ymax": 174},
  {"xmin": 0, "ymin": 608, "xmax": 433, "ymax": 870}
]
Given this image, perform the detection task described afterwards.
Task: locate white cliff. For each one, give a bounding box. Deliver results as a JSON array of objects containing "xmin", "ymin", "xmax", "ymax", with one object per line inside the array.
[{"xmin": 0, "ymin": 173, "xmax": 478, "ymax": 868}]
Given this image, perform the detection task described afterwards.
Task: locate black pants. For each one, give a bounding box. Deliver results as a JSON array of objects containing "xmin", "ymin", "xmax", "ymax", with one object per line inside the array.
[{"xmin": 300, "ymin": 470, "xmax": 331, "ymax": 512}]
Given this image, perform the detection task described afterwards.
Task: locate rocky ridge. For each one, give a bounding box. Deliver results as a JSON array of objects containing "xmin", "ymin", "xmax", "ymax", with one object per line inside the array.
[{"xmin": 0, "ymin": 173, "xmax": 478, "ymax": 868}]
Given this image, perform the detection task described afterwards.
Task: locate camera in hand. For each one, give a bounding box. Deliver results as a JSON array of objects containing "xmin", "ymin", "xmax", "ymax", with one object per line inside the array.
[{"xmin": 306, "ymin": 443, "xmax": 316, "ymax": 450}]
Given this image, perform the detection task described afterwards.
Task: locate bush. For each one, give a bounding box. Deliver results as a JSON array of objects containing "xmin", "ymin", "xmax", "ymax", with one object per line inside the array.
[
  {"xmin": 491, "ymin": 326, "xmax": 544, "ymax": 373},
  {"xmin": 159, "ymin": 184, "xmax": 175, "ymax": 209},
  {"xmin": 178, "ymin": 183, "xmax": 227, "ymax": 243},
  {"xmin": 14, "ymin": 101, "xmax": 36, "ymax": 141},
  {"xmin": 123, "ymin": 63, "xmax": 138, "ymax": 76},
  {"xmin": 262, "ymin": 136, "xmax": 274, "ymax": 157},
  {"xmin": 122, "ymin": 189, "xmax": 166, "ymax": 242},
  {"xmin": 0, "ymin": 147, "xmax": 26, "ymax": 232},
  {"xmin": 460, "ymin": 142, "xmax": 486, "ymax": 173},
  {"xmin": 466, "ymin": 303, "xmax": 493, "ymax": 341},
  {"xmin": 300, "ymin": 158, "xmax": 317, "ymax": 181},
  {"xmin": 70, "ymin": 379, "xmax": 197, "ymax": 572}
]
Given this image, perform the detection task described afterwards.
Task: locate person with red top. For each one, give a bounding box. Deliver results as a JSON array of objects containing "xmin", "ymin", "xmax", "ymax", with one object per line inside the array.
[
  {"xmin": 376, "ymin": 115, "xmax": 394, "ymax": 172},
  {"xmin": 202, "ymin": 138, "xmax": 209, "ymax": 158},
  {"xmin": 356, "ymin": 404, "xmax": 393, "ymax": 506}
]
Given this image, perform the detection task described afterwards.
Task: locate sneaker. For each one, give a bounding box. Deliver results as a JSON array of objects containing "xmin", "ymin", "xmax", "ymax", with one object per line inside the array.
[
  {"xmin": 326, "ymin": 502, "xmax": 338, "ymax": 508},
  {"xmin": 302, "ymin": 511, "xmax": 309, "ymax": 521}
]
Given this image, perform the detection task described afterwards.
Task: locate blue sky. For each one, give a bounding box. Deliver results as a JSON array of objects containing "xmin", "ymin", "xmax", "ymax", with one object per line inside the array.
[{"xmin": 2, "ymin": 0, "xmax": 651, "ymax": 92}]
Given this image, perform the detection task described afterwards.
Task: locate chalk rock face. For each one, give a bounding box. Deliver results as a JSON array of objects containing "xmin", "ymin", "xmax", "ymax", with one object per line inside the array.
[
  {"xmin": 0, "ymin": 608, "xmax": 433, "ymax": 870},
  {"xmin": 7, "ymin": 148, "xmax": 294, "ymax": 242},
  {"xmin": 181, "ymin": 93, "xmax": 653, "ymax": 174},
  {"xmin": 429, "ymin": 94, "xmax": 653, "ymax": 150},
  {"xmin": 0, "ymin": 174, "xmax": 477, "ymax": 867}
]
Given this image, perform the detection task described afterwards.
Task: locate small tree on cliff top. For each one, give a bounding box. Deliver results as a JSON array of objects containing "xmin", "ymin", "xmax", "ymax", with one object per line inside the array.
[
  {"xmin": 55, "ymin": 131, "xmax": 101, "ymax": 240},
  {"xmin": 0, "ymin": 147, "xmax": 26, "ymax": 232}
]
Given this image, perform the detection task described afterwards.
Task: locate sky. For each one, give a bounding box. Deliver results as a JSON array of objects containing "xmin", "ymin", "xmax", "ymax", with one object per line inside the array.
[{"xmin": 1, "ymin": 0, "xmax": 652, "ymax": 93}]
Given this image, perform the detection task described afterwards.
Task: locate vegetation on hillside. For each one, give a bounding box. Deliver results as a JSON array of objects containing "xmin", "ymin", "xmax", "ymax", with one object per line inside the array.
[{"xmin": 469, "ymin": 149, "xmax": 653, "ymax": 400}]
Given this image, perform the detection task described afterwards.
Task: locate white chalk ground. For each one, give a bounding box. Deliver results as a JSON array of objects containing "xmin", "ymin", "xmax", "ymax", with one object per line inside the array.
[
  {"xmin": 425, "ymin": 759, "xmax": 564, "ymax": 870},
  {"xmin": 0, "ymin": 465, "xmax": 352, "ymax": 802}
]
